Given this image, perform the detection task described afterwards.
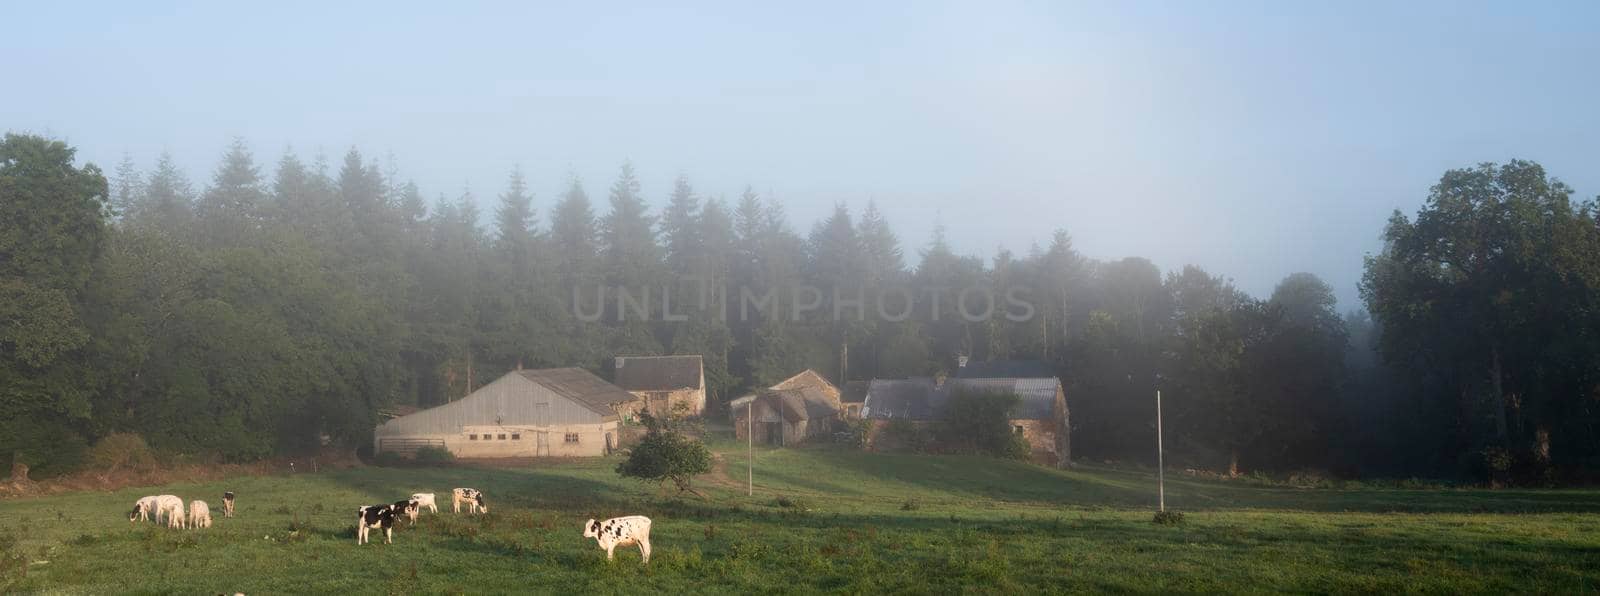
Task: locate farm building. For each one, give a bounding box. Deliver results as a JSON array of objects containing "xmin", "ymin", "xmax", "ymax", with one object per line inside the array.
[
  {"xmin": 839, "ymin": 380, "xmax": 868, "ymax": 420},
  {"xmin": 731, "ymin": 370, "xmax": 843, "ymax": 445},
  {"xmin": 612, "ymin": 355, "xmax": 706, "ymax": 418},
  {"xmin": 373, "ymin": 367, "xmax": 636, "ymax": 458},
  {"xmin": 861, "ymin": 375, "xmax": 1070, "ymax": 467}
]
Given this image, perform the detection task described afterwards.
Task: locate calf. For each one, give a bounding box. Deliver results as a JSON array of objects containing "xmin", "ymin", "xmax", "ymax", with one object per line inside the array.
[
  {"xmin": 129, "ymin": 496, "xmax": 158, "ymax": 523},
  {"xmin": 222, "ymin": 491, "xmax": 235, "ymax": 517},
  {"xmin": 582, "ymin": 516, "xmax": 652, "ymax": 564},
  {"xmin": 410, "ymin": 492, "xmax": 438, "ymax": 514},
  {"xmin": 451, "ymin": 488, "xmax": 487, "ymax": 514},
  {"xmin": 154, "ymin": 495, "xmax": 185, "ymax": 529},
  {"xmin": 393, "ymin": 498, "xmax": 420, "ymax": 526},
  {"xmin": 189, "ymin": 500, "xmax": 212, "ymax": 529},
  {"xmin": 356, "ymin": 504, "xmax": 399, "ymax": 545}
]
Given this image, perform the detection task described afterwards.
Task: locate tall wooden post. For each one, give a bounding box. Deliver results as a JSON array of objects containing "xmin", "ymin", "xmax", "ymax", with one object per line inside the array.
[{"xmin": 1156, "ymin": 389, "xmax": 1165, "ymax": 512}]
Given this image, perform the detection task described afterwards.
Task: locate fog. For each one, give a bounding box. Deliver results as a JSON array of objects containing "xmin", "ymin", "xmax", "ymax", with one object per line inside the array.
[{"xmin": 7, "ymin": 0, "xmax": 1599, "ymax": 307}]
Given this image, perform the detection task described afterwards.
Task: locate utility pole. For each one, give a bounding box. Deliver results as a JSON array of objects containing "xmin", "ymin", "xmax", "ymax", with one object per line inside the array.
[
  {"xmin": 1156, "ymin": 389, "xmax": 1165, "ymax": 512},
  {"xmin": 747, "ymin": 398, "xmax": 754, "ymax": 496}
]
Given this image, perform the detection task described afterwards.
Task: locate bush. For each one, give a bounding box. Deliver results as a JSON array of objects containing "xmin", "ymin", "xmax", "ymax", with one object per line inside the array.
[
  {"xmin": 86, "ymin": 433, "xmax": 158, "ymax": 473},
  {"xmin": 373, "ymin": 451, "xmax": 406, "ymax": 467},
  {"xmin": 616, "ymin": 411, "xmax": 712, "ymax": 496},
  {"xmin": 837, "ymin": 419, "xmax": 870, "ymax": 448},
  {"xmin": 414, "ymin": 445, "xmax": 455, "ymax": 465},
  {"xmin": 937, "ymin": 390, "xmax": 1031, "ymax": 459},
  {"xmin": 772, "ymin": 496, "xmax": 808, "ymax": 510},
  {"xmin": 900, "ymin": 498, "xmax": 920, "ymax": 511},
  {"xmin": 1152, "ymin": 510, "xmax": 1185, "ymax": 526},
  {"xmin": 882, "ymin": 419, "xmax": 932, "ymax": 453}
]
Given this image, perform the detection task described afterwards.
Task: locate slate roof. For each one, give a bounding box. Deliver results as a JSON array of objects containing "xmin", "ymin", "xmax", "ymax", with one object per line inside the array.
[
  {"xmin": 612, "ymin": 355, "xmax": 703, "ymax": 392},
  {"xmin": 518, "ymin": 367, "xmax": 638, "ymax": 417},
  {"xmin": 955, "ymin": 359, "xmax": 1055, "ymax": 379},
  {"xmin": 861, "ymin": 377, "xmax": 1060, "ymax": 421}
]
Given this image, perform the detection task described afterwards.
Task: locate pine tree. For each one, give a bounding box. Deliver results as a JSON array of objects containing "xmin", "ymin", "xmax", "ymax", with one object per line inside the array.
[
  {"xmin": 134, "ymin": 151, "xmax": 193, "ymax": 230},
  {"xmin": 661, "ymin": 174, "xmax": 701, "ymax": 273},
  {"xmin": 494, "ymin": 166, "xmax": 537, "ymax": 263}
]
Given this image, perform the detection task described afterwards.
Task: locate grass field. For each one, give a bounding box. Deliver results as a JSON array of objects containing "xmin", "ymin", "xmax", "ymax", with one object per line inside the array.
[{"xmin": 2, "ymin": 433, "xmax": 1599, "ymax": 594}]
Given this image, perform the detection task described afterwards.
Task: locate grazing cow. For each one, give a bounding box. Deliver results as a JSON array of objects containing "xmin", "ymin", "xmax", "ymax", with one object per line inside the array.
[
  {"xmin": 189, "ymin": 500, "xmax": 212, "ymax": 529},
  {"xmin": 129, "ymin": 496, "xmax": 159, "ymax": 523},
  {"xmin": 356, "ymin": 504, "xmax": 399, "ymax": 545},
  {"xmin": 582, "ymin": 516, "xmax": 652, "ymax": 564},
  {"xmin": 410, "ymin": 493, "xmax": 438, "ymax": 514},
  {"xmin": 222, "ymin": 491, "xmax": 235, "ymax": 517},
  {"xmin": 393, "ymin": 499, "xmax": 420, "ymax": 526},
  {"xmin": 451, "ymin": 488, "xmax": 487, "ymax": 514},
  {"xmin": 154, "ymin": 495, "xmax": 185, "ymax": 529}
]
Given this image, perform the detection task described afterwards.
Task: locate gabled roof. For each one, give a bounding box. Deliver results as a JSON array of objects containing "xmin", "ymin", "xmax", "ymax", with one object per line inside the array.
[
  {"xmin": 613, "ymin": 355, "xmax": 704, "ymax": 392},
  {"xmin": 519, "ymin": 367, "xmax": 637, "ymax": 417},
  {"xmin": 760, "ymin": 386, "xmax": 837, "ymax": 422},
  {"xmin": 862, "ymin": 377, "xmax": 1060, "ymax": 421},
  {"xmin": 956, "ymin": 359, "xmax": 1055, "ymax": 379}
]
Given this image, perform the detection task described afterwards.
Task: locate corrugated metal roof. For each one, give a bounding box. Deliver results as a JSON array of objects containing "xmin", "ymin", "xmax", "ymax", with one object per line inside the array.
[
  {"xmin": 955, "ymin": 360, "xmax": 1055, "ymax": 379},
  {"xmin": 861, "ymin": 377, "xmax": 1059, "ymax": 421},
  {"xmin": 613, "ymin": 355, "xmax": 703, "ymax": 391},
  {"xmin": 376, "ymin": 369, "xmax": 629, "ymax": 436},
  {"xmin": 518, "ymin": 367, "xmax": 637, "ymax": 415}
]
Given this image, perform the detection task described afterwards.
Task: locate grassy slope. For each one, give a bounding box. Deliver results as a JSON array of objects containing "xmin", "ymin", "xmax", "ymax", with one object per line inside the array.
[{"xmin": 1, "ymin": 438, "xmax": 1598, "ymax": 595}]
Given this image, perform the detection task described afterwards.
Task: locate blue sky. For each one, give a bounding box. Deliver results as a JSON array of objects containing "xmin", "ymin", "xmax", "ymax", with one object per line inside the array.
[{"xmin": 6, "ymin": 0, "xmax": 1597, "ymax": 309}]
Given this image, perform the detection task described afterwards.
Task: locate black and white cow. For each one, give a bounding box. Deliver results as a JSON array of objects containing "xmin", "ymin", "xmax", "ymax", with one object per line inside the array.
[
  {"xmin": 451, "ymin": 488, "xmax": 487, "ymax": 514},
  {"xmin": 356, "ymin": 504, "xmax": 400, "ymax": 545},
  {"xmin": 393, "ymin": 499, "xmax": 420, "ymax": 525},
  {"xmin": 582, "ymin": 516, "xmax": 652, "ymax": 564}
]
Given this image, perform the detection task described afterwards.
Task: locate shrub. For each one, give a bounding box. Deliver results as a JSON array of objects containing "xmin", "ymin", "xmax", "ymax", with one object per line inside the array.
[
  {"xmin": 616, "ymin": 411, "xmax": 713, "ymax": 496},
  {"xmin": 86, "ymin": 433, "xmax": 158, "ymax": 473},
  {"xmin": 1152, "ymin": 510, "xmax": 1185, "ymax": 526},
  {"xmin": 772, "ymin": 496, "xmax": 808, "ymax": 510},
  {"xmin": 837, "ymin": 419, "xmax": 870, "ymax": 448},
  {"xmin": 938, "ymin": 390, "xmax": 1031, "ymax": 459},
  {"xmin": 373, "ymin": 451, "xmax": 406, "ymax": 467},
  {"xmin": 413, "ymin": 445, "xmax": 455, "ymax": 465},
  {"xmin": 883, "ymin": 419, "xmax": 932, "ymax": 453},
  {"xmin": 900, "ymin": 498, "xmax": 920, "ymax": 511}
]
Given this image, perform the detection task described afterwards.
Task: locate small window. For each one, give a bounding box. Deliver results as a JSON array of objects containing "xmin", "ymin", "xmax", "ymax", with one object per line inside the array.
[
  {"xmin": 511, "ymin": 433, "xmax": 521, "ymax": 440},
  {"xmin": 1013, "ymin": 425, "xmax": 1025, "ymax": 435},
  {"xmin": 498, "ymin": 434, "xmax": 507, "ymax": 440},
  {"xmin": 469, "ymin": 434, "xmax": 478, "ymax": 440},
  {"xmin": 564, "ymin": 433, "xmax": 580, "ymax": 444}
]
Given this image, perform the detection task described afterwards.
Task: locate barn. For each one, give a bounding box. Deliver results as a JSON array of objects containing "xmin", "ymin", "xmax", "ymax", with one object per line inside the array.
[
  {"xmin": 861, "ymin": 375, "xmax": 1070, "ymax": 467},
  {"xmin": 612, "ymin": 355, "xmax": 706, "ymax": 418},
  {"xmin": 730, "ymin": 369, "xmax": 843, "ymax": 445},
  {"xmin": 373, "ymin": 367, "xmax": 635, "ymax": 458}
]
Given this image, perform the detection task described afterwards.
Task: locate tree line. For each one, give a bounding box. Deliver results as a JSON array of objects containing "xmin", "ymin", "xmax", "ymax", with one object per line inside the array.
[{"xmin": 3, "ymin": 133, "xmax": 1597, "ymax": 484}]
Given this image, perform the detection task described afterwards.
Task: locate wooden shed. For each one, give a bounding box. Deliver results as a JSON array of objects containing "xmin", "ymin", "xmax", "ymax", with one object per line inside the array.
[
  {"xmin": 730, "ymin": 369, "xmax": 843, "ymax": 445},
  {"xmin": 374, "ymin": 367, "xmax": 635, "ymax": 458}
]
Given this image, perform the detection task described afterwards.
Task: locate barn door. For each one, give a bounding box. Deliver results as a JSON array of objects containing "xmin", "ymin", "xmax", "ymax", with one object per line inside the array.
[
  {"xmin": 766, "ymin": 422, "xmax": 783, "ymax": 446},
  {"xmin": 536, "ymin": 431, "xmax": 549, "ymax": 457}
]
